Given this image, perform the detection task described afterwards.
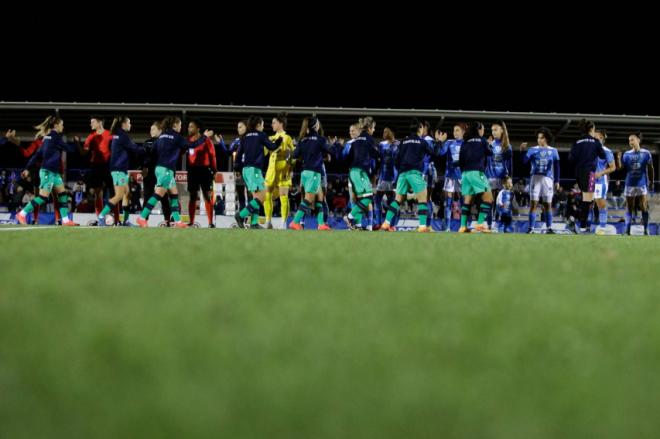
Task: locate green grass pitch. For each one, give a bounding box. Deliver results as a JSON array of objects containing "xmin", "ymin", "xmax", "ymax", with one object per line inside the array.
[{"xmin": 1, "ymin": 228, "xmax": 660, "ymax": 438}]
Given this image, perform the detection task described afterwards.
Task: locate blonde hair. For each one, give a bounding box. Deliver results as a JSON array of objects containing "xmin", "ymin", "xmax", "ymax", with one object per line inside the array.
[
  {"xmin": 383, "ymin": 127, "xmax": 395, "ymax": 143},
  {"xmin": 34, "ymin": 115, "xmax": 62, "ymax": 138},
  {"xmin": 358, "ymin": 116, "xmax": 375, "ymax": 131}
]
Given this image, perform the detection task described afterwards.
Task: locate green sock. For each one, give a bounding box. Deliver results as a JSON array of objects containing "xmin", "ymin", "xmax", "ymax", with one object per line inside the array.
[
  {"xmin": 241, "ymin": 199, "xmax": 260, "ymax": 219},
  {"xmin": 350, "ymin": 204, "xmax": 362, "ymax": 223},
  {"xmin": 477, "ymin": 203, "xmax": 490, "ymax": 224},
  {"xmin": 122, "ymin": 207, "xmax": 129, "ymax": 223},
  {"xmin": 58, "ymin": 194, "xmax": 69, "ymax": 220},
  {"xmin": 141, "ymin": 196, "xmax": 160, "ymax": 219},
  {"xmin": 316, "ymin": 202, "xmax": 324, "ymax": 225},
  {"xmin": 460, "ymin": 205, "xmax": 470, "ymax": 228},
  {"xmin": 418, "ymin": 204, "xmax": 428, "ymax": 227},
  {"xmin": 385, "ymin": 201, "xmax": 399, "ymax": 223},
  {"xmin": 251, "ymin": 213, "xmax": 259, "ymax": 225},
  {"xmin": 99, "ymin": 202, "xmax": 113, "ymax": 217},
  {"xmin": 170, "ymin": 197, "xmax": 181, "ymax": 222},
  {"xmin": 352, "ymin": 198, "xmax": 371, "ymax": 224},
  {"xmin": 22, "ymin": 195, "xmax": 46, "ymax": 214},
  {"xmin": 293, "ymin": 201, "xmax": 309, "ymax": 224}
]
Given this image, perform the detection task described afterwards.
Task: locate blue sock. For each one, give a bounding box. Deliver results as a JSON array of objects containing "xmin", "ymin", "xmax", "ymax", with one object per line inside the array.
[
  {"xmin": 529, "ymin": 212, "xmax": 537, "ymax": 230},
  {"xmin": 625, "ymin": 211, "xmax": 632, "ymax": 228},
  {"xmin": 642, "ymin": 211, "xmax": 649, "ymax": 231},
  {"xmin": 426, "ymin": 201, "xmax": 433, "ymax": 226},
  {"xmin": 599, "ymin": 209, "xmax": 608, "ymax": 228},
  {"xmin": 445, "ymin": 198, "xmax": 452, "ymax": 226},
  {"xmin": 367, "ymin": 209, "xmax": 373, "ymax": 229},
  {"xmin": 391, "ymin": 211, "xmax": 399, "ymax": 227},
  {"xmin": 374, "ymin": 194, "xmax": 383, "ymax": 225},
  {"xmin": 486, "ymin": 202, "xmax": 493, "ymax": 227},
  {"xmin": 546, "ymin": 210, "xmax": 553, "ymax": 228}
]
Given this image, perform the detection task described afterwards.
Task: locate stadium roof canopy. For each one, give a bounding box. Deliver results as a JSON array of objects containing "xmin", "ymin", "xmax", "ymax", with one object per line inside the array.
[{"xmin": 2, "ymin": 101, "xmax": 659, "ymax": 149}]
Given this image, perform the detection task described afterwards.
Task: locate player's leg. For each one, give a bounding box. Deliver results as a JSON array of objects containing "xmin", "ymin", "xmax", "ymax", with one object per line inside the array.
[
  {"xmin": 279, "ymin": 186, "xmax": 290, "ymax": 229},
  {"xmin": 415, "ymin": 188, "xmax": 429, "ymax": 231},
  {"xmin": 291, "ymin": 171, "xmax": 316, "ymax": 229},
  {"xmin": 640, "ymin": 193, "xmax": 649, "ymax": 234},
  {"xmin": 53, "ymin": 183, "xmax": 76, "ymax": 226},
  {"xmin": 236, "ymin": 167, "xmax": 265, "ymax": 228},
  {"xmin": 624, "ymin": 195, "xmax": 635, "ymax": 235},
  {"xmin": 476, "ymin": 189, "xmax": 494, "ymax": 231}
]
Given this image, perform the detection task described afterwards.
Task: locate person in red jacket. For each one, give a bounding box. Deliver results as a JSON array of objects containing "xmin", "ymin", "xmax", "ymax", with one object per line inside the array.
[
  {"xmin": 186, "ymin": 120, "xmax": 217, "ymax": 227},
  {"xmin": 81, "ymin": 116, "xmax": 118, "ymax": 223}
]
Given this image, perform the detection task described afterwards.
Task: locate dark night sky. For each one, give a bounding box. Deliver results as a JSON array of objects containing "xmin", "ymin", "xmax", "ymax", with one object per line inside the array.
[{"xmin": 2, "ymin": 30, "xmax": 656, "ymax": 116}]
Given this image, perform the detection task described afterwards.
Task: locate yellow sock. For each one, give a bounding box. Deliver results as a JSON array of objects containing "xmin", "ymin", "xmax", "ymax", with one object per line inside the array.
[
  {"xmin": 280, "ymin": 195, "xmax": 289, "ymax": 222},
  {"xmin": 264, "ymin": 191, "xmax": 273, "ymax": 221}
]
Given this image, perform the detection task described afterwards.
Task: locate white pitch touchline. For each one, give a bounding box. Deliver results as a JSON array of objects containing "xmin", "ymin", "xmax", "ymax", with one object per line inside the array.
[{"xmin": 0, "ymin": 226, "xmax": 61, "ymax": 232}]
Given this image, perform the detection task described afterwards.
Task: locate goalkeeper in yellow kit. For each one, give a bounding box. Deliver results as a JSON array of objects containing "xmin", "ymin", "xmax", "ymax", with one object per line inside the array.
[{"xmin": 264, "ymin": 112, "xmax": 295, "ymax": 229}]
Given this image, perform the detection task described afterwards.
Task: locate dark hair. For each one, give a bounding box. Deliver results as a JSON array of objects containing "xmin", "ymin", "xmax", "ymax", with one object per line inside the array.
[
  {"xmin": 535, "ymin": 127, "xmax": 554, "ymax": 144},
  {"xmin": 454, "ymin": 122, "xmax": 468, "ymax": 133},
  {"xmin": 188, "ymin": 119, "xmax": 204, "ymax": 131},
  {"xmin": 161, "ymin": 116, "xmax": 182, "ymax": 131},
  {"xmin": 151, "ymin": 120, "xmax": 162, "ymax": 129},
  {"xmin": 299, "ymin": 116, "xmax": 321, "ymax": 138},
  {"xmin": 466, "ymin": 121, "xmax": 484, "ymax": 139},
  {"xmin": 578, "ymin": 119, "xmax": 595, "ymax": 135},
  {"xmin": 595, "ymin": 129, "xmax": 608, "ymax": 140},
  {"xmin": 274, "ymin": 112, "xmax": 288, "ymax": 129},
  {"xmin": 110, "ymin": 116, "xmax": 129, "ymax": 134},
  {"xmin": 492, "ymin": 120, "xmax": 510, "ymax": 148},
  {"xmin": 247, "ymin": 116, "xmax": 264, "ymax": 131},
  {"xmin": 90, "ymin": 116, "xmax": 105, "ymax": 124},
  {"xmin": 409, "ymin": 119, "xmax": 423, "ymax": 135},
  {"xmin": 630, "ymin": 131, "xmax": 643, "ymax": 141}
]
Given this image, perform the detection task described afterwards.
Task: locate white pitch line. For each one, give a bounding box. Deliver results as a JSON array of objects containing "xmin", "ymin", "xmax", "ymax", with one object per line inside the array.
[{"xmin": 0, "ymin": 226, "xmax": 61, "ymax": 232}]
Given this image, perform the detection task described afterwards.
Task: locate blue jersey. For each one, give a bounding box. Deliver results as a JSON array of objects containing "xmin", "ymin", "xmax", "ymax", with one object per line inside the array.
[
  {"xmin": 348, "ymin": 131, "xmax": 379, "ymax": 172},
  {"xmin": 341, "ymin": 139, "xmax": 356, "ymax": 160},
  {"xmin": 595, "ymin": 146, "xmax": 615, "ymax": 185},
  {"xmin": 496, "ymin": 189, "xmax": 513, "ymax": 215},
  {"xmin": 524, "ymin": 146, "xmax": 560, "ymax": 181},
  {"xmin": 622, "ymin": 148, "xmax": 652, "ymax": 187},
  {"xmin": 236, "ymin": 130, "xmax": 280, "ymax": 169},
  {"xmin": 378, "ymin": 140, "xmax": 399, "ymax": 182},
  {"xmin": 485, "ymin": 139, "xmax": 512, "ymax": 179},
  {"xmin": 439, "ymin": 139, "xmax": 462, "ymax": 179},
  {"xmin": 110, "ymin": 129, "xmax": 143, "ymax": 172},
  {"xmin": 422, "ymin": 135, "xmax": 435, "ymax": 174},
  {"xmin": 570, "ymin": 135, "xmax": 605, "ymax": 171},
  {"xmin": 229, "ymin": 138, "xmax": 241, "ymax": 152},
  {"xmin": 292, "ymin": 129, "xmax": 331, "ymax": 173},
  {"xmin": 25, "ymin": 130, "xmax": 76, "ymax": 174},
  {"xmin": 459, "ymin": 137, "xmax": 492, "ymax": 172},
  {"xmin": 154, "ymin": 129, "xmax": 204, "ymax": 172},
  {"xmin": 395, "ymin": 135, "xmax": 437, "ymax": 173}
]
